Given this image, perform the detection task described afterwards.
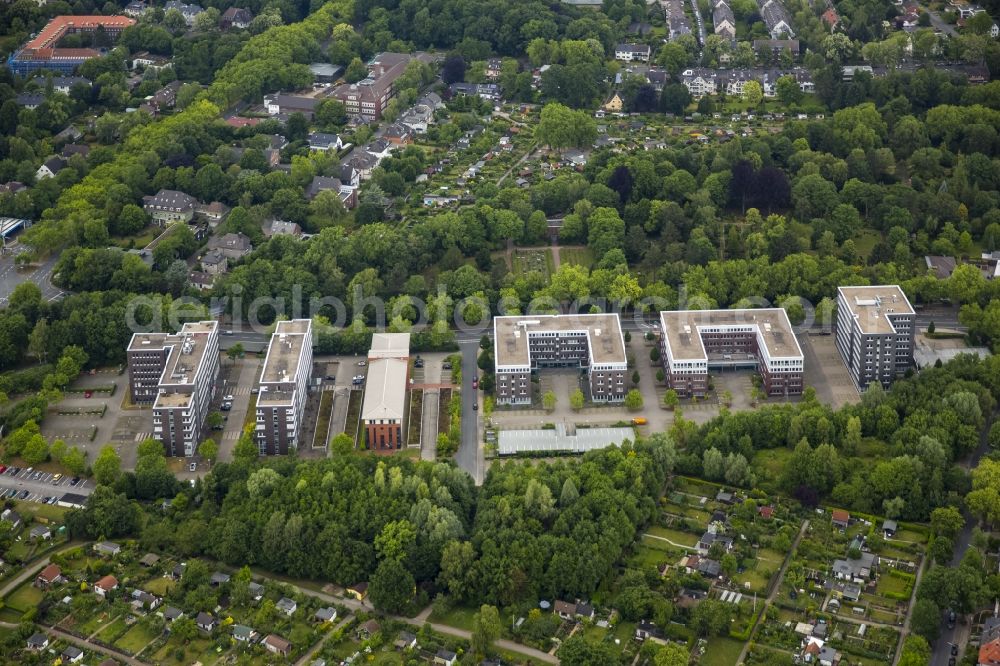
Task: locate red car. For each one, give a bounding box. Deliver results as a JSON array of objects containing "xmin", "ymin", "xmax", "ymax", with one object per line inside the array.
[
  {"xmin": 472, "ymin": 378, "xmax": 478, "ymax": 390},
  {"xmin": 0, "ymin": 465, "xmax": 6, "ymax": 474},
  {"xmin": 84, "ymin": 391, "xmax": 93, "ymax": 398}
]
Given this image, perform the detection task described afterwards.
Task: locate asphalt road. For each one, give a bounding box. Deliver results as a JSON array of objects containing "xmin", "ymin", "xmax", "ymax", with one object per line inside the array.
[
  {"xmin": 929, "ymin": 411, "xmax": 997, "ymax": 665},
  {"xmin": 455, "ymin": 339, "xmax": 483, "ymax": 484},
  {"xmin": 0, "ymin": 253, "xmax": 63, "ymax": 303},
  {"xmin": 0, "ymin": 466, "xmax": 92, "ymax": 503}
]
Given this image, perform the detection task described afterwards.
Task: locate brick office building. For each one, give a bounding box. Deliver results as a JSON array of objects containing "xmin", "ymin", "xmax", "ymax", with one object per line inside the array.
[
  {"xmin": 361, "ymin": 333, "xmax": 409, "ymax": 453},
  {"xmin": 835, "ymin": 285, "xmax": 914, "ymax": 391},
  {"xmin": 659, "ymin": 309, "xmax": 803, "ymax": 398},
  {"xmin": 493, "ymin": 314, "xmax": 628, "ymax": 406},
  {"xmin": 127, "ymin": 321, "xmax": 220, "ymax": 457},
  {"xmin": 255, "ymin": 320, "xmax": 313, "ymax": 455}
]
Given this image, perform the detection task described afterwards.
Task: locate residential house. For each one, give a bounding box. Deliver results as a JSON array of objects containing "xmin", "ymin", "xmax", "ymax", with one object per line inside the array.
[
  {"xmin": 207, "ymin": 232, "xmax": 252, "ymax": 259},
  {"xmin": 716, "ymin": 490, "xmax": 735, "ymax": 504},
  {"xmin": 51, "ymin": 76, "xmax": 91, "ymax": 94},
  {"xmin": 95, "ymin": 574, "xmax": 119, "ymax": 597},
  {"xmin": 131, "ymin": 52, "xmax": 171, "ymax": 72},
  {"xmin": 449, "ymin": 82, "xmax": 501, "ymax": 100},
  {"xmin": 220, "ymin": 6, "xmax": 253, "ymax": 29},
  {"xmin": 276, "ymin": 597, "xmax": 297, "ymax": 616},
  {"xmin": 978, "ymin": 616, "xmax": 1000, "ymax": 666},
  {"xmin": 340, "ymin": 165, "xmax": 361, "ymax": 187},
  {"xmin": 143, "ymin": 189, "xmax": 197, "ymax": 226},
  {"xmin": 603, "ymin": 93, "xmax": 624, "ymax": 113},
  {"xmin": 164, "ymin": 0, "xmax": 204, "ymax": 25},
  {"xmin": 383, "ymin": 123, "xmax": 412, "ymax": 146},
  {"xmin": 61, "ymin": 646, "xmax": 84, "ymax": 663},
  {"xmin": 124, "ymin": 1, "xmax": 150, "ymax": 17},
  {"xmin": 263, "ymin": 634, "xmax": 292, "ymax": 656},
  {"xmin": 423, "ymin": 195, "xmax": 459, "ymax": 207},
  {"xmin": 196, "ymin": 612, "xmax": 217, "ymax": 632},
  {"xmin": 163, "ymin": 606, "xmax": 184, "ymax": 623},
  {"xmin": 36, "ymin": 156, "xmax": 66, "ymax": 180},
  {"xmin": 308, "ymin": 132, "xmax": 342, "ymax": 152},
  {"xmin": 485, "ymin": 58, "xmax": 504, "ymax": 79},
  {"xmin": 94, "ymin": 541, "xmax": 121, "ymax": 556},
  {"xmin": 36, "ymin": 564, "xmax": 63, "ymax": 588},
  {"xmin": 0, "ymin": 509, "xmax": 21, "ymax": 527},
  {"xmin": 554, "ymin": 600, "xmax": 577, "ymax": 620},
  {"xmin": 61, "ymin": 143, "xmax": 90, "ymax": 160},
  {"xmin": 394, "ymin": 631, "xmax": 417, "ymax": 650},
  {"xmin": 832, "ymin": 552, "xmax": 878, "ymax": 583},
  {"xmin": 0, "ymin": 181, "xmax": 27, "ymax": 195},
  {"xmin": 232, "ymin": 624, "xmax": 258, "ymax": 642},
  {"xmin": 29, "ymin": 525, "xmax": 52, "ymax": 540},
  {"xmin": 759, "ymin": 505, "xmax": 775, "ymax": 519},
  {"xmin": 210, "ymin": 571, "xmax": 230, "ymax": 586},
  {"xmin": 698, "ymin": 558, "xmax": 722, "ymax": 578},
  {"xmin": 268, "ymin": 220, "xmax": 302, "ymax": 237},
  {"xmin": 358, "ymin": 618, "xmax": 380, "ymax": 638},
  {"xmin": 681, "ymin": 68, "xmax": 718, "ymax": 97},
  {"xmin": 16, "ymin": 93, "xmax": 44, "ymax": 109},
  {"xmin": 189, "ymin": 271, "xmax": 214, "ymax": 290},
  {"xmin": 345, "ymin": 151, "xmax": 378, "ymax": 181},
  {"xmin": 200, "ymin": 249, "xmax": 227, "ymax": 275},
  {"xmin": 196, "ymin": 201, "xmax": 230, "ymax": 226},
  {"xmin": 305, "ymin": 176, "xmax": 357, "ymax": 208},
  {"xmin": 141, "ymin": 80, "xmax": 183, "ymax": 115},
  {"xmin": 713, "ymin": 0, "xmax": 737, "ymax": 40},
  {"xmin": 882, "ymin": 519, "xmax": 897, "ymax": 538},
  {"xmin": 138, "ymin": 552, "xmax": 159, "ymax": 567},
  {"xmin": 400, "ymin": 103, "xmax": 435, "ymax": 132},
  {"xmin": 831, "ymin": 509, "xmax": 850, "ymax": 530},
  {"xmin": 170, "ymin": 563, "xmax": 185, "ymax": 579},
  {"xmin": 697, "ymin": 531, "xmax": 734, "ymax": 554},
  {"xmin": 248, "ymin": 582, "xmax": 265, "ymax": 602},
  {"xmin": 615, "ymin": 43, "xmax": 652, "ymax": 62},
  {"xmin": 435, "ymin": 650, "xmax": 458, "ymax": 666},
  {"xmin": 346, "ymin": 582, "xmax": 368, "ymax": 600},
  {"xmin": 753, "ymin": 39, "xmax": 800, "ymax": 55},
  {"xmin": 131, "ymin": 589, "xmax": 161, "ymax": 611},
  {"xmin": 924, "ymin": 255, "xmax": 956, "ymax": 279},
  {"xmin": 27, "ymin": 633, "xmax": 49, "ymax": 651},
  {"xmin": 758, "ymin": 0, "xmax": 795, "ymax": 38},
  {"xmin": 314, "ymin": 607, "xmax": 337, "ymax": 623},
  {"xmin": 576, "ymin": 603, "xmax": 595, "ymax": 620}
]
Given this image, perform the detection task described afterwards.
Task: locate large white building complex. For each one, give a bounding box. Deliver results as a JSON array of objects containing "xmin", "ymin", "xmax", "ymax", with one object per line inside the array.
[
  {"xmin": 493, "ymin": 314, "xmax": 628, "ymax": 405},
  {"xmin": 256, "ymin": 319, "xmax": 313, "ymax": 455},
  {"xmin": 127, "ymin": 321, "xmax": 220, "ymax": 457},
  {"xmin": 361, "ymin": 333, "xmax": 410, "ymax": 454},
  {"xmin": 659, "ymin": 309, "xmax": 804, "ymax": 397},
  {"xmin": 835, "ymin": 285, "xmax": 914, "ymax": 391}
]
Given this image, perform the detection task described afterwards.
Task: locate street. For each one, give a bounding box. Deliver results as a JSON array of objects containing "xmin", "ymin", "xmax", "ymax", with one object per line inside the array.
[
  {"xmin": 455, "ymin": 340, "xmax": 483, "ymax": 484},
  {"xmin": 0, "ymin": 253, "xmax": 63, "ymax": 303},
  {"xmin": 929, "ymin": 410, "xmax": 997, "ymax": 665}
]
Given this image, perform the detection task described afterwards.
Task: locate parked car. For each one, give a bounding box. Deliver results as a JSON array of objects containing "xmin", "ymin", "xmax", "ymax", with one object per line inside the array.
[
  {"xmin": 357, "ymin": 360, "xmax": 367, "ymax": 366},
  {"xmin": 221, "ymin": 402, "xmax": 232, "ymax": 411},
  {"xmin": 442, "ymin": 361, "xmax": 452, "ymax": 369},
  {"xmin": 189, "ymin": 462, "xmax": 197, "ymax": 472},
  {"xmin": 84, "ymin": 390, "xmax": 93, "ymax": 398},
  {"xmin": 69, "ymin": 476, "xmax": 80, "ymax": 486},
  {"xmin": 52, "ymin": 474, "xmax": 62, "ymax": 485},
  {"xmin": 223, "ymin": 394, "xmax": 234, "ymax": 402},
  {"xmin": 19, "ymin": 490, "xmax": 29, "ymax": 499}
]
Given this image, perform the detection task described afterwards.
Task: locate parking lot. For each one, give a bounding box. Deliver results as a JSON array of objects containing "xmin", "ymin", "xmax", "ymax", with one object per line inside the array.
[
  {"xmin": 0, "ymin": 465, "xmax": 92, "ymax": 504},
  {"xmin": 799, "ymin": 333, "xmax": 859, "ymax": 408}
]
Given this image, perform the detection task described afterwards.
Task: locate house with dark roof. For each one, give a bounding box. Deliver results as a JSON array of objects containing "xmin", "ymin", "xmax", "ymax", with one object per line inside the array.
[
  {"xmin": 210, "ymin": 571, "xmax": 230, "ymax": 586},
  {"xmin": 61, "ymin": 143, "xmax": 90, "ymax": 160},
  {"xmin": 207, "ymin": 232, "xmax": 253, "ymax": 259},
  {"xmin": 200, "ymin": 249, "xmax": 228, "ymax": 275},
  {"xmin": 305, "ymin": 176, "xmax": 357, "ymax": 208},
  {"xmin": 394, "ymin": 631, "xmax": 417, "ymax": 650},
  {"xmin": 276, "ymin": 597, "xmax": 297, "ymax": 616},
  {"xmin": 131, "ymin": 589, "xmax": 161, "ymax": 611},
  {"xmin": 196, "ymin": 611, "xmax": 217, "ymax": 632},
  {"xmin": 314, "ymin": 607, "xmax": 337, "ymax": 622},
  {"xmin": 882, "ymin": 519, "xmax": 897, "ymax": 538},
  {"xmin": 232, "ymin": 624, "xmax": 258, "ymax": 642},
  {"xmin": 357, "ymin": 618, "xmax": 380, "ymax": 638},
  {"xmin": 347, "ymin": 582, "xmax": 368, "ymax": 600},
  {"xmin": 16, "ymin": 93, "xmax": 44, "ymax": 109},
  {"xmin": 434, "ymin": 650, "xmax": 458, "ymax": 666},
  {"xmin": 165, "ymin": 0, "xmax": 204, "ymax": 26},
  {"xmin": 143, "ymin": 189, "xmax": 198, "ymax": 226},
  {"xmin": 163, "ymin": 606, "xmax": 184, "ymax": 623},
  {"xmin": 697, "ymin": 531, "xmax": 734, "ymax": 554},
  {"xmin": 220, "ymin": 6, "xmax": 253, "ymax": 29},
  {"xmin": 698, "ymin": 558, "xmax": 722, "ymax": 578},
  {"xmin": 713, "ymin": 0, "xmax": 737, "ymax": 40},
  {"xmin": 264, "ymin": 93, "xmax": 319, "ymax": 119},
  {"xmin": 832, "ymin": 552, "xmax": 877, "ymax": 583},
  {"xmin": 36, "ymin": 156, "xmax": 66, "ymax": 180},
  {"xmin": 248, "ymin": 581, "xmax": 265, "ymax": 601},
  {"xmin": 268, "ymin": 220, "xmax": 302, "ymax": 237},
  {"xmin": 308, "ymin": 132, "xmax": 342, "ymax": 152},
  {"xmin": 62, "ymin": 645, "xmax": 84, "ymax": 663},
  {"xmin": 614, "ymin": 43, "xmax": 652, "ymax": 62},
  {"xmin": 196, "ymin": 201, "xmax": 230, "ymax": 226},
  {"xmin": 26, "ymin": 633, "xmax": 49, "ymax": 651},
  {"xmin": 29, "ymin": 525, "xmax": 52, "ymax": 540}
]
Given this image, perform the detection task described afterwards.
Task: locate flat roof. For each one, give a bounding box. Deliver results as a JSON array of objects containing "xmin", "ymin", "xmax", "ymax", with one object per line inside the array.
[
  {"xmin": 838, "ymin": 285, "xmax": 914, "ymax": 335},
  {"xmin": 361, "ymin": 357, "xmax": 407, "ymax": 421},
  {"xmin": 368, "ymin": 333, "xmax": 410, "ymax": 359},
  {"xmin": 498, "ymin": 426, "xmax": 635, "ymax": 455},
  {"xmin": 131, "ymin": 322, "xmax": 218, "ymax": 411},
  {"xmin": 261, "ymin": 319, "xmax": 311, "ymax": 385},
  {"xmin": 494, "ymin": 314, "xmax": 626, "ymax": 368},
  {"xmin": 660, "ymin": 309, "xmax": 802, "ymax": 361}
]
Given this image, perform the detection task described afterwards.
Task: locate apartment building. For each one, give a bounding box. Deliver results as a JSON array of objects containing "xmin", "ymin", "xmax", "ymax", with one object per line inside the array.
[
  {"xmin": 330, "ymin": 53, "xmax": 424, "ymax": 121},
  {"xmin": 127, "ymin": 321, "xmax": 220, "ymax": 457},
  {"xmin": 255, "ymin": 320, "xmax": 313, "ymax": 455},
  {"xmin": 835, "ymin": 285, "xmax": 914, "ymax": 391},
  {"xmin": 361, "ymin": 333, "xmax": 409, "ymax": 453},
  {"xmin": 659, "ymin": 309, "xmax": 804, "ymax": 398},
  {"xmin": 493, "ymin": 314, "xmax": 627, "ymax": 406}
]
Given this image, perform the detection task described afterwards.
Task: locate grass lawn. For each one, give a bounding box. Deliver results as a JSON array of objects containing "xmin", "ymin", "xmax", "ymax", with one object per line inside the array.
[
  {"xmin": 512, "ymin": 248, "xmax": 553, "ymax": 278},
  {"xmin": 15, "ymin": 500, "xmax": 69, "ymax": 523},
  {"xmin": 558, "ymin": 246, "xmax": 594, "ymax": 268},
  {"xmin": 312, "ymin": 390, "xmax": 335, "ymax": 448},
  {"xmin": 429, "ymin": 604, "xmax": 478, "ymax": 631},
  {"xmin": 344, "ymin": 390, "xmax": 363, "ymax": 446},
  {"xmin": 752, "ymin": 448, "xmax": 793, "ymax": 485},
  {"xmin": 143, "ymin": 577, "xmax": 175, "ymax": 596},
  {"xmin": 406, "ymin": 389, "xmax": 422, "ymax": 446},
  {"xmin": 151, "ymin": 636, "xmax": 216, "ymax": 665},
  {"xmin": 646, "ymin": 526, "xmax": 699, "ymax": 547},
  {"xmin": 893, "ymin": 529, "xmax": 927, "ymax": 544},
  {"xmin": 852, "ymin": 230, "xmax": 880, "ymax": 260},
  {"xmin": 703, "ymin": 637, "xmax": 746, "ymax": 666},
  {"xmin": 94, "ymin": 615, "xmax": 131, "ymax": 643},
  {"xmin": 115, "ymin": 622, "xmax": 160, "ymax": 654},
  {"xmin": 5, "ymin": 583, "xmax": 42, "ymax": 611},
  {"xmin": 733, "ymin": 563, "xmax": 772, "ymax": 593},
  {"xmin": 876, "ymin": 574, "xmax": 911, "ymax": 599},
  {"xmin": 628, "ymin": 543, "xmax": 677, "ymax": 569},
  {"xmin": 757, "ymin": 549, "xmax": 785, "ymax": 569},
  {"xmin": 77, "ymin": 609, "xmax": 116, "ymax": 637}
]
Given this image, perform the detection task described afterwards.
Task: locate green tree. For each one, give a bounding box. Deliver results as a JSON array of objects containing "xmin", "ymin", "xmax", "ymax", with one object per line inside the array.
[
  {"xmin": 471, "ymin": 604, "xmax": 501, "ymax": 657},
  {"xmin": 655, "ymin": 643, "xmax": 690, "ymax": 666},
  {"xmin": 369, "ymin": 558, "xmax": 415, "ymax": 613},
  {"xmin": 197, "ymin": 438, "xmax": 218, "ymax": 464},
  {"xmin": 663, "ymin": 389, "xmax": 679, "ymax": 410},
  {"xmin": 63, "ymin": 447, "xmax": 87, "ymax": 475},
  {"xmin": 569, "ymin": 388, "xmax": 585, "ymax": 411},
  {"xmin": 910, "ymin": 598, "xmax": 941, "ymax": 643},
  {"xmin": 233, "ymin": 430, "xmax": 258, "ymax": 463},
  {"xmin": 345, "ymin": 57, "xmax": 368, "ymax": 83},
  {"xmin": 542, "ymin": 390, "xmax": 557, "ymax": 411},
  {"xmin": 93, "ymin": 445, "xmax": 122, "ymax": 485},
  {"xmin": 930, "ymin": 506, "xmax": 965, "ymax": 539},
  {"xmin": 743, "ymin": 80, "xmax": 764, "ymax": 108},
  {"xmin": 226, "ymin": 343, "xmax": 245, "ymax": 362},
  {"xmin": 22, "ymin": 435, "xmax": 49, "ymax": 465},
  {"xmin": 624, "ymin": 389, "xmax": 643, "ymax": 410},
  {"xmin": 558, "ymin": 634, "xmax": 619, "ymax": 665}
]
